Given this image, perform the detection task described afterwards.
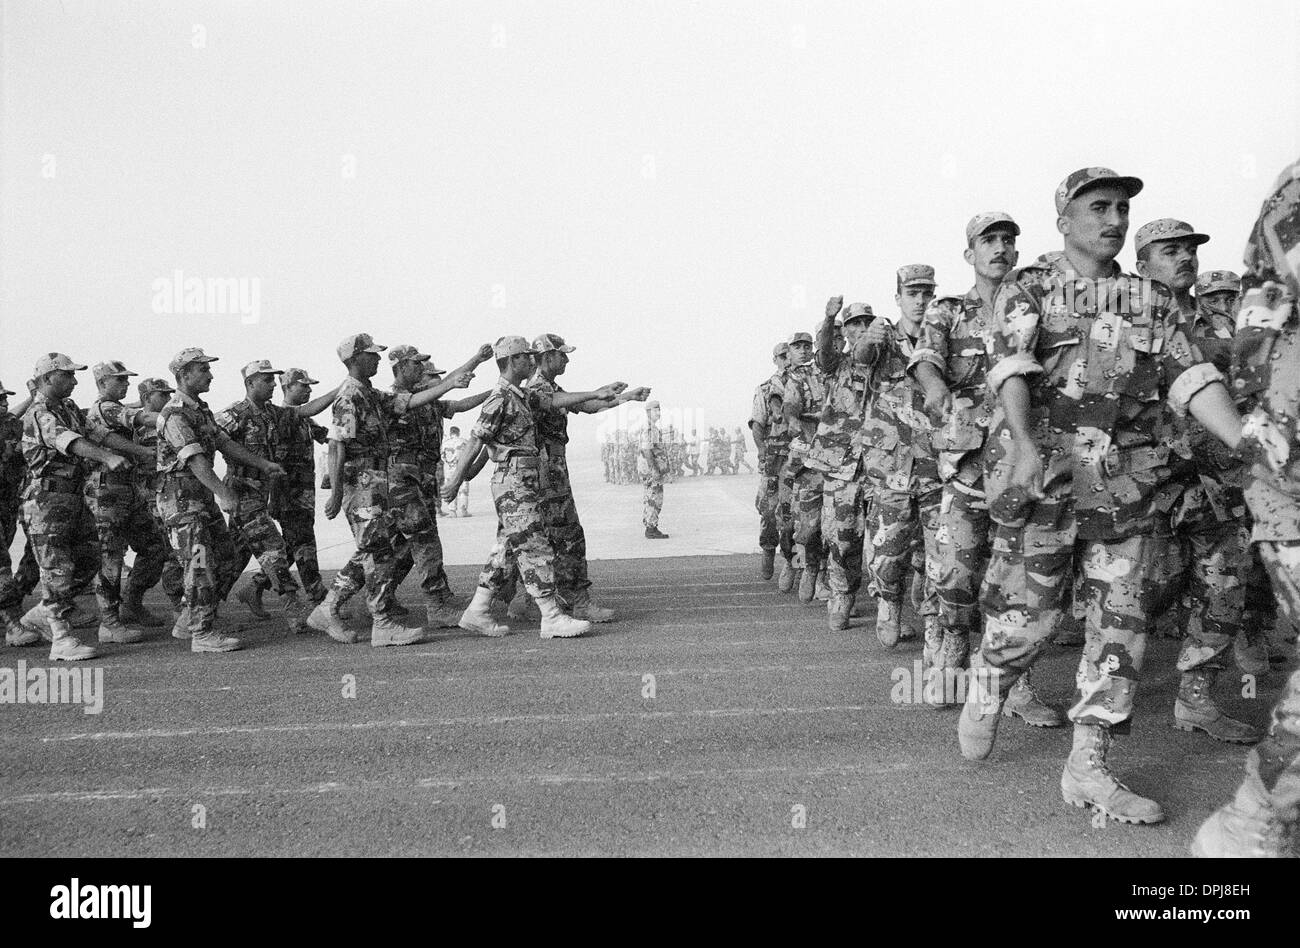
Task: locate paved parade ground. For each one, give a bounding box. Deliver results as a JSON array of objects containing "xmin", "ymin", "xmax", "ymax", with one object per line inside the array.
[{"xmin": 0, "ymin": 471, "xmax": 1283, "ymax": 857}]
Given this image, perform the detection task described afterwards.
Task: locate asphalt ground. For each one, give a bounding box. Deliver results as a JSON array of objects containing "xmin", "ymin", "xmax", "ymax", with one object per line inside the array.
[{"xmin": 0, "ymin": 552, "xmax": 1285, "ymax": 857}]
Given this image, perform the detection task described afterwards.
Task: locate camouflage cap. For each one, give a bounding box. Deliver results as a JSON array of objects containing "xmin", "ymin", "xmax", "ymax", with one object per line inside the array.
[
  {"xmin": 1054, "ymin": 167, "xmax": 1144, "ymax": 215},
  {"xmin": 92, "ymin": 360, "xmax": 138, "ymax": 381},
  {"xmin": 897, "ymin": 264, "xmax": 937, "ymax": 287},
  {"xmin": 281, "ymin": 367, "xmax": 320, "ymax": 387},
  {"xmin": 1133, "ymin": 218, "xmax": 1210, "ymax": 256},
  {"xmin": 241, "ymin": 358, "xmax": 284, "ymax": 380},
  {"xmin": 493, "ymin": 335, "xmax": 533, "ymax": 359},
  {"xmin": 842, "ymin": 302, "xmax": 874, "ymax": 324},
  {"xmin": 1195, "ymin": 270, "xmax": 1242, "ymax": 297},
  {"xmin": 532, "ymin": 333, "xmax": 576, "ymax": 354},
  {"xmin": 965, "ymin": 211, "xmax": 1021, "ymax": 244},
  {"xmin": 388, "ymin": 344, "xmax": 431, "ymax": 364},
  {"xmin": 771, "ymin": 342, "xmax": 790, "ymax": 358},
  {"xmin": 788, "ymin": 331, "xmax": 814, "ymax": 345},
  {"xmin": 34, "ymin": 353, "xmax": 89, "ymax": 377},
  {"xmin": 137, "ymin": 377, "xmax": 175, "ymax": 397},
  {"xmin": 645, "ymin": 400, "xmax": 661, "ymax": 411},
  {"xmin": 421, "ymin": 361, "xmax": 445, "ymax": 377},
  {"xmin": 336, "ymin": 333, "xmax": 386, "ymax": 363},
  {"xmin": 0, "ymin": 380, "xmax": 15, "ymax": 396},
  {"xmin": 168, "ymin": 347, "xmax": 218, "ymax": 376}
]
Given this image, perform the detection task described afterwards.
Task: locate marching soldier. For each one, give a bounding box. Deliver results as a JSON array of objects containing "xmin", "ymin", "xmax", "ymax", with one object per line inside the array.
[
  {"xmin": 782, "ymin": 331, "xmax": 829, "ymax": 602},
  {"xmin": 0, "ymin": 379, "xmax": 40, "ymax": 646},
  {"xmin": 641, "ymin": 400, "xmax": 670, "ymax": 538},
  {"xmin": 749, "ymin": 342, "xmax": 789, "ymax": 579}
]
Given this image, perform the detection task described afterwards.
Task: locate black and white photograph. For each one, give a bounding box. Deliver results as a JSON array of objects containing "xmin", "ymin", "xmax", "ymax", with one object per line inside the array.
[{"xmin": 2, "ymin": 0, "xmax": 1299, "ymax": 901}]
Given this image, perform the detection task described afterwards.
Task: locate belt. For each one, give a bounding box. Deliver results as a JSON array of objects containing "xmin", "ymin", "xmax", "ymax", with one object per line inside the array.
[
  {"xmin": 541, "ymin": 443, "xmax": 566, "ymax": 459},
  {"xmin": 93, "ymin": 470, "xmax": 134, "ymax": 487},
  {"xmin": 39, "ymin": 476, "xmax": 83, "ymax": 495}
]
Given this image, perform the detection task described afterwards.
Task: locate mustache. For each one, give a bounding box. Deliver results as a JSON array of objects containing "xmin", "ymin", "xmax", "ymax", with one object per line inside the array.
[{"xmin": 1100, "ymin": 230, "xmax": 1124, "ymax": 239}]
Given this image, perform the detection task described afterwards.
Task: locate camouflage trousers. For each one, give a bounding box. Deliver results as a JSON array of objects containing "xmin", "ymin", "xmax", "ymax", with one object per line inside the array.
[
  {"xmin": 227, "ymin": 485, "xmax": 299, "ymax": 598},
  {"xmin": 86, "ymin": 480, "xmax": 171, "ymax": 621},
  {"xmin": 1242, "ymin": 541, "xmax": 1300, "ymax": 808},
  {"xmin": 388, "ymin": 474, "xmax": 453, "ymax": 603},
  {"xmin": 541, "ymin": 453, "xmax": 590, "ymax": 596},
  {"xmin": 1169, "ymin": 498, "xmax": 1252, "ymax": 673},
  {"xmin": 477, "ymin": 456, "xmax": 556, "ymax": 600},
  {"xmin": 821, "ymin": 471, "xmax": 873, "ymax": 597},
  {"xmin": 0, "ymin": 490, "xmax": 39, "ymax": 612},
  {"xmin": 791, "ymin": 467, "xmax": 825, "ymax": 573},
  {"xmin": 869, "ymin": 485, "xmax": 940, "ymax": 615},
  {"xmin": 755, "ymin": 451, "xmax": 785, "ymax": 553},
  {"xmin": 979, "ymin": 493, "xmax": 1163, "ymax": 729},
  {"xmin": 642, "ymin": 476, "xmax": 664, "ymax": 529},
  {"xmin": 934, "ymin": 474, "xmax": 991, "ymax": 636},
  {"xmin": 23, "ymin": 488, "xmax": 100, "ymax": 622},
  {"xmin": 252, "ymin": 505, "xmax": 325, "ymax": 600},
  {"xmin": 156, "ymin": 477, "xmax": 243, "ymax": 637},
  {"xmin": 329, "ymin": 468, "xmax": 408, "ymax": 617}
]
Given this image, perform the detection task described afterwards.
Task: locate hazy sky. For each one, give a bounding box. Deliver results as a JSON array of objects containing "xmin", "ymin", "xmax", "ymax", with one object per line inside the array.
[{"xmin": 3, "ymin": 0, "xmax": 1298, "ymax": 449}]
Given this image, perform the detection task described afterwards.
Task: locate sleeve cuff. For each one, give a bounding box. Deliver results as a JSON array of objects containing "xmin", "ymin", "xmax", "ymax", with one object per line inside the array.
[
  {"xmin": 176, "ymin": 443, "xmax": 204, "ymax": 465},
  {"xmin": 391, "ymin": 392, "xmax": 412, "ymax": 416},
  {"xmin": 1167, "ymin": 362, "xmax": 1225, "ymax": 417},
  {"xmin": 907, "ymin": 348, "xmax": 945, "ymax": 375},
  {"xmin": 53, "ymin": 431, "xmax": 82, "ymax": 454},
  {"xmin": 985, "ymin": 354, "xmax": 1044, "ymax": 394},
  {"xmin": 327, "ymin": 425, "xmax": 351, "ymax": 442}
]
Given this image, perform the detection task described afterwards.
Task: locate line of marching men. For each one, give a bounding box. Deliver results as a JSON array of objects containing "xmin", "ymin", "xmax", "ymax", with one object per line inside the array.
[
  {"xmin": 0, "ymin": 332, "xmax": 649, "ymax": 660},
  {"xmin": 748, "ymin": 161, "xmax": 1300, "ymax": 856}
]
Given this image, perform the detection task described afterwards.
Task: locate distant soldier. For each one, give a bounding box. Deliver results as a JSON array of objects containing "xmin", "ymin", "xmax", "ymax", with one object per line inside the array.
[
  {"xmin": 684, "ymin": 428, "xmax": 702, "ymax": 477},
  {"xmin": 749, "ymin": 342, "xmax": 789, "ymax": 579},
  {"xmin": 442, "ymin": 426, "xmax": 472, "ymax": 515},
  {"xmin": 640, "ymin": 400, "xmax": 670, "ymax": 538},
  {"xmin": 0, "ymin": 379, "xmax": 40, "ymax": 646},
  {"xmin": 444, "ymin": 335, "xmax": 623, "ymax": 638},
  {"xmin": 600, "ymin": 433, "xmax": 614, "ymax": 483},
  {"xmin": 732, "ymin": 426, "xmax": 753, "ymax": 474}
]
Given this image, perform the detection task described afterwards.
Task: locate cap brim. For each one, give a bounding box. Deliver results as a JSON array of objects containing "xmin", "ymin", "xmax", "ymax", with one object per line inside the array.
[
  {"xmin": 0, "ymin": 389, "xmax": 15, "ymax": 396},
  {"xmin": 1074, "ymin": 175, "xmax": 1144, "ymax": 205},
  {"xmin": 901, "ymin": 279, "xmax": 937, "ymax": 287},
  {"xmin": 972, "ymin": 218, "xmax": 1021, "ymax": 239},
  {"xmin": 366, "ymin": 345, "xmax": 387, "ymax": 353},
  {"xmin": 69, "ymin": 363, "xmax": 89, "ymax": 371}
]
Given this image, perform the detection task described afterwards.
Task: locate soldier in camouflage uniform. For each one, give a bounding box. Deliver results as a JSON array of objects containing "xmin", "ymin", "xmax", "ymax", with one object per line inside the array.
[
  {"xmin": 307, "ymin": 333, "xmax": 477, "ymax": 647},
  {"xmin": 957, "ymin": 168, "xmax": 1251, "ymax": 825},
  {"xmin": 782, "ymin": 331, "xmax": 829, "ymax": 602},
  {"xmin": 641, "ymin": 401, "xmax": 670, "ymax": 538},
  {"xmin": 22, "ymin": 354, "xmax": 151, "ymax": 660},
  {"xmin": 445, "ymin": 334, "xmax": 623, "ymax": 639},
  {"xmin": 83, "ymin": 361, "xmax": 170, "ymax": 645},
  {"xmin": 749, "ymin": 342, "xmax": 789, "ymax": 579},
  {"xmin": 1134, "ymin": 220, "xmax": 1262, "ymax": 744},
  {"xmin": 120, "ymin": 376, "xmax": 185, "ymax": 630},
  {"xmin": 860, "ymin": 264, "xmax": 942, "ymax": 648},
  {"xmin": 911, "ymin": 214, "xmax": 1062, "ymax": 720},
  {"xmin": 684, "ymin": 428, "xmax": 701, "ymax": 477},
  {"xmin": 442, "ymin": 426, "xmax": 472, "ymax": 515},
  {"xmin": 1194, "ymin": 158, "xmax": 1300, "ymax": 854},
  {"xmin": 732, "ymin": 427, "xmax": 753, "ymax": 474},
  {"xmin": 0, "ymin": 379, "xmax": 41, "ymax": 646},
  {"xmin": 804, "ymin": 298, "xmax": 875, "ymax": 630},
  {"xmin": 387, "ymin": 344, "xmax": 492, "ymax": 628}
]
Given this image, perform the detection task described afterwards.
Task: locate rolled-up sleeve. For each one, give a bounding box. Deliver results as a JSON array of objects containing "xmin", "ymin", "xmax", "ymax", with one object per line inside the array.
[
  {"xmin": 329, "ymin": 394, "xmax": 357, "ymax": 443},
  {"xmin": 984, "ymin": 279, "xmax": 1046, "ymax": 393},
  {"xmin": 909, "ymin": 303, "xmax": 953, "ymax": 376},
  {"xmin": 1165, "ymin": 326, "xmax": 1227, "ymax": 417},
  {"xmin": 162, "ymin": 413, "xmax": 203, "ymax": 466}
]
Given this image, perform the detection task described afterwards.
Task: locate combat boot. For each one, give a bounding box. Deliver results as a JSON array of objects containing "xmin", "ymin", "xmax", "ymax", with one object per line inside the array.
[
  {"xmin": 508, "ymin": 589, "xmax": 541, "ymax": 622},
  {"xmin": 645, "ymin": 526, "xmax": 669, "ymax": 539},
  {"xmin": 21, "ymin": 604, "xmax": 53, "ymax": 643},
  {"xmin": 458, "ymin": 587, "xmax": 510, "ymax": 637},
  {"xmin": 563, "ymin": 588, "xmax": 614, "ymax": 624},
  {"xmin": 814, "ymin": 570, "xmax": 830, "ymax": 601},
  {"xmin": 171, "ymin": 605, "xmax": 192, "ymax": 640},
  {"xmin": 97, "ymin": 616, "xmax": 147, "ymax": 645},
  {"xmin": 370, "ymin": 612, "xmax": 425, "ymax": 648},
  {"xmin": 875, "ymin": 599, "xmax": 902, "ymax": 648},
  {"xmin": 1174, "ymin": 669, "xmax": 1263, "ymax": 744},
  {"xmin": 827, "ymin": 593, "xmax": 851, "ymax": 631},
  {"xmin": 2, "ymin": 608, "xmax": 40, "ymax": 647},
  {"xmin": 49, "ymin": 614, "xmax": 99, "ymax": 662},
  {"xmin": 427, "ymin": 594, "xmax": 467, "ymax": 629},
  {"xmin": 760, "ymin": 548, "xmax": 776, "ymax": 581},
  {"xmin": 236, "ymin": 583, "xmax": 270, "ymax": 620},
  {"xmin": 281, "ymin": 594, "xmax": 309, "ymax": 635},
  {"xmin": 120, "ymin": 587, "xmax": 166, "ymax": 628},
  {"xmin": 1003, "ymin": 669, "xmax": 1065, "ymax": 727},
  {"xmin": 307, "ymin": 589, "xmax": 359, "ymax": 644},
  {"xmin": 957, "ymin": 662, "xmax": 1003, "ymax": 760},
  {"xmin": 190, "ymin": 628, "xmax": 243, "ymax": 653},
  {"xmin": 797, "ymin": 562, "xmax": 818, "ymax": 603},
  {"xmin": 1233, "ymin": 632, "xmax": 1271, "ymax": 677},
  {"xmin": 1061, "ymin": 724, "xmax": 1165, "ymax": 824},
  {"xmin": 389, "ymin": 601, "xmax": 411, "ymax": 618},
  {"xmin": 1191, "ymin": 767, "xmax": 1294, "ymax": 858},
  {"xmin": 777, "ymin": 558, "xmax": 796, "ymax": 593},
  {"xmin": 67, "ymin": 604, "xmax": 97, "ymax": 629},
  {"xmin": 538, "ymin": 595, "xmax": 591, "ymax": 640}
]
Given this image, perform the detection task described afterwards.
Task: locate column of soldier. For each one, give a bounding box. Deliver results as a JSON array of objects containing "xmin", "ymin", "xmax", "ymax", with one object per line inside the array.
[
  {"xmin": 601, "ymin": 426, "xmax": 753, "ymax": 483},
  {"xmin": 0, "ymin": 331, "xmax": 651, "ymax": 663},
  {"xmin": 747, "ymin": 163, "xmax": 1300, "ymax": 856}
]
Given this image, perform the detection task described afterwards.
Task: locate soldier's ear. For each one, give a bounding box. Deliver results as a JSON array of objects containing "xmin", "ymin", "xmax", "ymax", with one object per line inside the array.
[
  {"xmin": 1056, "ymin": 215, "xmax": 1070, "ymax": 236},
  {"xmin": 963, "ymin": 247, "xmax": 975, "ymax": 267},
  {"xmin": 1135, "ymin": 259, "xmax": 1149, "ymax": 278}
]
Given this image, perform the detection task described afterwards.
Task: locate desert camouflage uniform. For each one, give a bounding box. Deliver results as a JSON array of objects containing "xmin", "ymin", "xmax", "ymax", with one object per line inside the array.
[
  {"xmin": 250, "ymin": 410, "xmax": 328, "ymax": 600},
  {"xmin": 155, "ymin": 392, "xmax": 243, "ymax": 636},
  {"xmin": 977, "ymin": 251, "xmax": 1224, "ymax": 727},
  {"xmin": 84, "ymin": 396, "xmax": 171, "ymax": 622},
  {"xmin": 472, "ymin": 377, "xmax": 557, "ymax": 599},
  {"xmin": 782, "ymin": 362, "xmax": 829, "ymax": 575},
  {"xmin": 388, "ymin": 389, "xmax": 455, "ymax": 603},
  {"xmin": 21, "ymin": 395, "xmax": 106, "ymax": 622},
  {"xmin": 528, "ymin": 375, "xmax": 593, "ymax": 597},
  {"xmin": 126, "ymin": 401, "xmax": 184, "ymax": 610},
  {"xmin": 325, "ymin": 377, "xmax": 413, "ymax": 617},
  {"xmin": 751, "ymin": 371, "xmax": 789, "ymax": 554},
  {"xmin": 640, "ymin": 418, "xmax": 667, "ymax": 528},
  {"xmin": 863, "ymin": 324, "xmax": 941, "ymax": 615},
  {"xmin": 442, "ymin": 433, "xmax": 471, "ymax": 515},
  {"xmin": 910, "ymin": 290, "xmax": 995, "ymax": 647},
  {"xmin": 732, "ymin": 430, "xmax": 752, "ymax": 474},
  {"xmin": 214, "ymin": 398, "xmax": 300, "ymax": 599},
  {"xmin": 0, "ymin": 409, "xmax": 39, "ymax": 617}
]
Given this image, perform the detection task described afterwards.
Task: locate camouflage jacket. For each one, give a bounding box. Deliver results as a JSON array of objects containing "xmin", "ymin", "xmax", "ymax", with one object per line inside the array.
[
  {"xmin": 329, "ymin": 377, "xmax": 411, "ymax": 478},
  {"xmin": 861, "ymin": 324, "xmax": 938, "ymax": 492},
  {"xmin": 84, "ymin": 397, "xmax": 145, "ymax": 494},
  {"xmin": 157, "ymin": 391, "xmax": 232, "ymax": 479},
  {"xmin": 471, "ymin": 377, "xmax": 546, "ymax": 463},
  {"xmin": 1232, "ymin": 316, "xmax": 1300, "ymax": 541},
  {"xmin": 389, "ymin": 383, "xmax": 453, "ymax": 483},
  {"xmin": 527, "ymin": 375, "xmax": 578, "ymax": 451},
  {"xmin": 804, "ymin": 339, "xmax": 875, "ymax": 481},
  {"xmin": 1242, "ymin": 157, "xmax": 1300, "ymax": 296},
  {"xmin": 0, "ymin": 411, "xmax": 27, "ymax": 498},
  {"xmin": 215, "ymin": 397, "xmax": 281, "ymax": 490},
  {"xmin": 982, "ymin": 252, "xmax": 1223, "ymax": 539},
  {"xmin": 276, "ymin": 410, "xmax": 328, "ymax": 495},
  {"xmin": 639, "ymin": 422, "xmax": 667, "ymax": 478},
  {"xmin": 22, "ymin": 394, "xmax": 109, "ymax": 492},
  {"xmin": 782, "ymin": 361, "xmax": 829, "ymax": 426},
  {"xmin": 909, "ymin": 288, "xmax": 995, "ymax": 483},
  {"xmin": 751, "ymin": 371, "xmax": 792, "ymax": 458}
]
